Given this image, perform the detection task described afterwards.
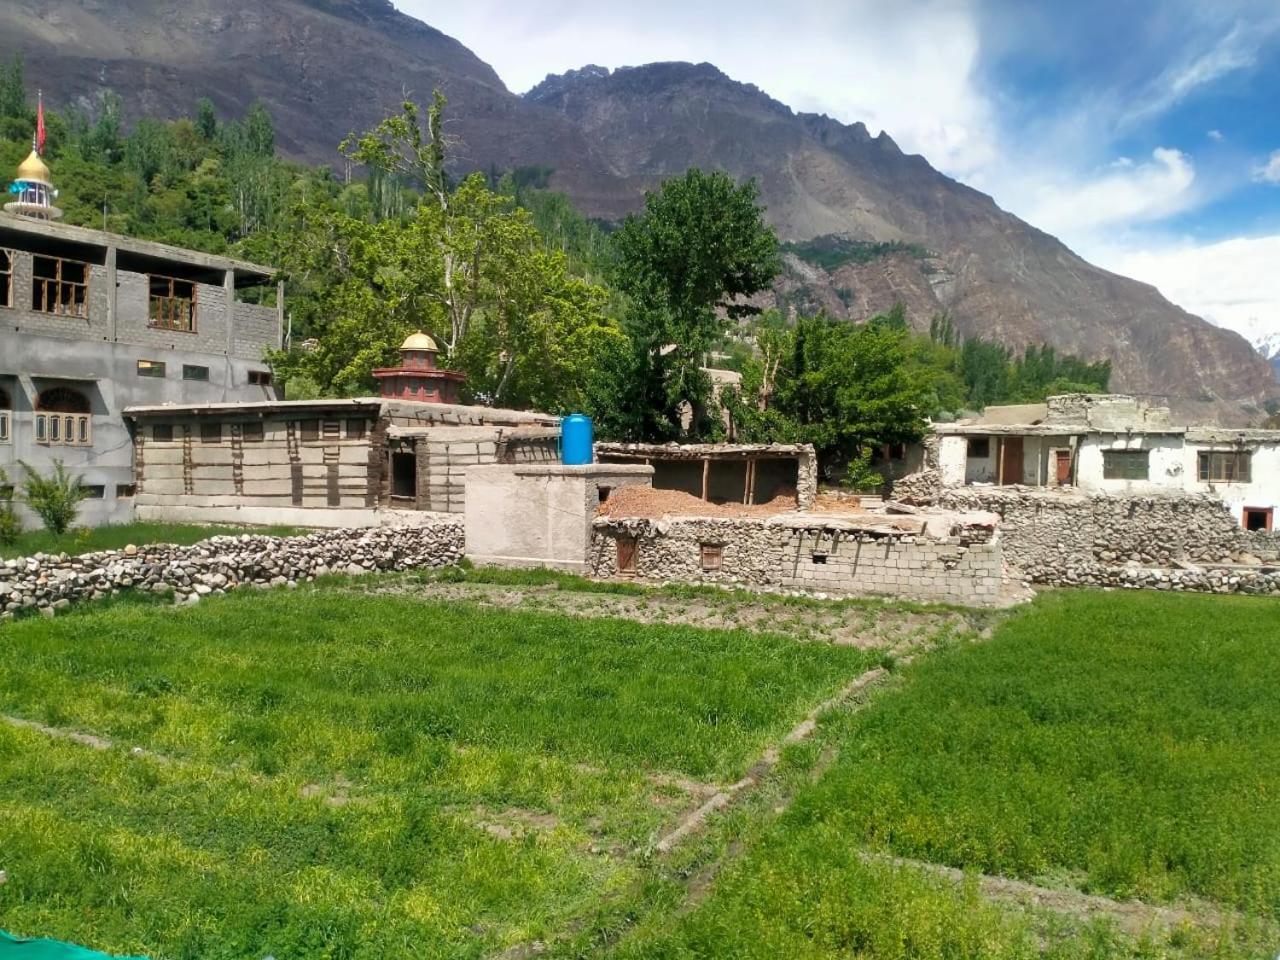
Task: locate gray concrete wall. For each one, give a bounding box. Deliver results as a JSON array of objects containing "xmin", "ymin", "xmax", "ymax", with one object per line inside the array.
[
  {"xmin": 465, "ymin": 463, "xmax": 653, "ymax": 572},
  {"xmin": 0, "ymin": 236, "xmax": 279, "ymax": 529}
]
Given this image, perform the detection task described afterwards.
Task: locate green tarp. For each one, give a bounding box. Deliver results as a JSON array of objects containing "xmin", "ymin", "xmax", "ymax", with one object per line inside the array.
[{"xmin": 0, "ymin": 932, "xmax": 146, "ymax": 960}]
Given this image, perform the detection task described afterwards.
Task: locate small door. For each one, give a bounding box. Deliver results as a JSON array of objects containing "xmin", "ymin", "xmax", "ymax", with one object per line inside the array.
[
  {"xmin": 1000, "ymin": 436, "xmax": 1023, "ymax": 486},
  {"xmin": 1054, "ymin": 449, "xmax": 1072, "ymax": 486},
  {"xmin": 391, "ymin": 452, "xmax": 416, "ymax": 500},
  {"xmin": 616, "ymin": 536, "xmax": 638, "ymax": 574}
]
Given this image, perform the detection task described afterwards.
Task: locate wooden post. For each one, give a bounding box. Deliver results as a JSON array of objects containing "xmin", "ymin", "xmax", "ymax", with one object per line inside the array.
[
  {"xmin": 743, "ymin": 458, "xmax": 752, "ymax": 504},
  {"xmin": 996, "ymin": 438, "xmax": 1006, "ymax": 487},
  {"xmin": 702, "ymin": 457, "xmax": 710, "ymax": 501}
]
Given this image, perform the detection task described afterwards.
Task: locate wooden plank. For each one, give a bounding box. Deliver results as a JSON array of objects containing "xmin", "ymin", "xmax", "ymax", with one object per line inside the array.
[{"xmin": 702, "ymin": 458, "xmax": 710, "ymax": 501}]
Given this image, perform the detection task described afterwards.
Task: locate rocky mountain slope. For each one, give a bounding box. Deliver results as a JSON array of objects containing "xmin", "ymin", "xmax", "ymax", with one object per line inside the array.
[{"xmin": 3, "ymin": 2, "xmax": 1276, "ymax": 421}]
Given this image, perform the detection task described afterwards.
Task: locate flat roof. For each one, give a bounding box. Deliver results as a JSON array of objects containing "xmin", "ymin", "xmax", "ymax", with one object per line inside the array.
[
  {"xmin": 0, "ymin": 212, "xmax": 275, "ymax": 283},
  {"xmin": 124, "ymin": 399, "xmax": 383, "ymax": 418},
  {"xmin": 597, "ymin": 441, "xmax": 815, "ymax": 460}
]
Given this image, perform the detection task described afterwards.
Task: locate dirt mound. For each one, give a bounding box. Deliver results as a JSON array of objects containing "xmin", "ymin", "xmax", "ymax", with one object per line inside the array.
[{"xmin": 598, "ymin": 485, "xmax": 799, "ymax": 519}]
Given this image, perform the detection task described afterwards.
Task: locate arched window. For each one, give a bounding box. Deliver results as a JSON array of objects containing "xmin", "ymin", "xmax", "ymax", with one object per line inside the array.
[
  {"xmin": 0, "ymin": 386, "xmax": 9, "ymax": 444},
  {"xmin": 34, "ymin": 387, "xmax": 91, "ymax": 446}
]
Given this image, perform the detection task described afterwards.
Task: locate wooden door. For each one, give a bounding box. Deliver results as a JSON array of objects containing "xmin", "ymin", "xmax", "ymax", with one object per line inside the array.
[
  {"xmin": 1054, "ymin": 449, "xmax": 1072, "ymax": 486},
  {"xmin": 1000, "ymin": 437, "xmax": 1023, "ymax": 486}
]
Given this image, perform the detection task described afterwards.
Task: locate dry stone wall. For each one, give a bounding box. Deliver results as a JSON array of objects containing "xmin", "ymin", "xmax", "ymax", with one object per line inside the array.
[
  {"xmin": 590, "ymin": 516, "xmax": 1003, "ymax": 605},
  {"xmin": 934, "ymin": 487, "xmax": 1280, "ymax": 594},
  {"xmin": 0, "ymin": 522, "xmax": 462, "ymax": 621}
]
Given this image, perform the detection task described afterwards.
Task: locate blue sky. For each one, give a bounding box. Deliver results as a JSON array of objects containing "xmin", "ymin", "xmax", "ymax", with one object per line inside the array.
[{"xmin": 408, "ymin": 0, "xmax": 1280, "ymax": 345}]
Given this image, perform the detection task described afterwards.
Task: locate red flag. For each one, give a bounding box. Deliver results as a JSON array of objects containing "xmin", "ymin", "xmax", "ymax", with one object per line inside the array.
[{"xmin": 35, "ymin": 91, "xmax": 45, "ymax": 155}]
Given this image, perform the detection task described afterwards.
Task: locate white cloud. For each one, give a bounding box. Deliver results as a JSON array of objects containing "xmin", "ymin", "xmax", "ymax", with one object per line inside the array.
[
  {"xmin": 1102, "ymin": 235, "xmax": 1280, "ymax": 348},
  {"xmin": 1008, "ymin": 147, "xmax": 1197, "ymax": 239},
  {"xmin": 1207, "ymin": 129, "xmax": 1224, "ymax": 141},
  {"xmin": 1253, "ymin": 150, "xmax": 1280, "ymax": 184}
]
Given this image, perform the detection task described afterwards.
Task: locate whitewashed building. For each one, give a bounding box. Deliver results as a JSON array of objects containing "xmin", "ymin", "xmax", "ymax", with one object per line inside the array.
[{"xmin": 934, "ymin": 394, "xmax": 1280, "ymax": 531}]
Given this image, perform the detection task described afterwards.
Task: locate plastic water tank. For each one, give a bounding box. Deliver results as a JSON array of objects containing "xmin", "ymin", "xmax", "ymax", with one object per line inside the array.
[{"xmin": 561, "ymin": 413, "xmax": 594, "ymax": 465}]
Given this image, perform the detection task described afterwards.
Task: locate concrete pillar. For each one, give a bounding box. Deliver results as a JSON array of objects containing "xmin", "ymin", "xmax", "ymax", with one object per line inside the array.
[
  {"xmin": 104, "ymin": 246, "xmax": 117, "ymax": 342},
  {"xmin": 224, "ymin": 268, "xmax": 235, "ymax": 357}
]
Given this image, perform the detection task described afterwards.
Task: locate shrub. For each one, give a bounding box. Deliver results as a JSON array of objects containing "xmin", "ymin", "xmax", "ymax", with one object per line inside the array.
[
  {"xmin": 18, "ymin": 460, "xmax": 89, "ymax": 535},
  {"xmin": 0, "ymin": 467, "xmax": 19, "ymax": 547}
]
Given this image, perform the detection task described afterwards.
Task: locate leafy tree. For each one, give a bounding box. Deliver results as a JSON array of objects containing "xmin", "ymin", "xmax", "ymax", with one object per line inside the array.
[
  {"xmin": 604, "ymin": 168, "xmax": 781, "ymax": 440},
  {"xmin": 0, "ymin": 467, "xmax": 19, "ymax": 547},
  {"xmin": 195, "ymin": 97, "xmax": 218, "ymax": 141},
  {"xmin": 724, "ymin": 312, "xmax": 929, "ymax": 478}
]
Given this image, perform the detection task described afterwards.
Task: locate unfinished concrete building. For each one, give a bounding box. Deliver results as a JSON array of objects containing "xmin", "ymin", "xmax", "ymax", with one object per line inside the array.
[{"xmin": 0, "ymin": 149, "xmax": 281, "ymax": 526}]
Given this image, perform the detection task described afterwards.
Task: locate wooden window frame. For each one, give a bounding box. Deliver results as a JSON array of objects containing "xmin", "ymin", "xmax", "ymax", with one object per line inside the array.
[
  {"xmin": 116, "ymin": 484, "xmax": 137, "ymax": 499},
  {"xmin": 136, "ymin": 360, "xmax": 167, "ymax": 379},
  {"xmin": 147, "ymin": 275, "xmax": 197, "ymax": 333},
  {"xmin": 248, "ymin": 370, "xmax": 273, "ymax": 386},
  {"xmin": 1102, "ymin": 449, "xmax": 1149, "ymax": 481},
  {"xmin": 34, "ymin": 387, "xmax": 92, "ymax": 447},
  {"xmin": 151, "ymin": 424, "xmax": 174, "ymax": 442},
  {"xmin": 31, "ymin": 255, "xmax": 90, "ymax": 318},
  {"xmin": 0, "ymin": 248, "xmax": 12, "ymax": 309},
  {"xmin": 1198, "ymin": 450, "xmax": 1252, "ymax": 484}
]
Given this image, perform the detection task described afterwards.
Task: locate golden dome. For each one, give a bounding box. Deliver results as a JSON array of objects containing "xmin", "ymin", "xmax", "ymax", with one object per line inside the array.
[
  {"xmin": 401, "ymin": 331, "xmax": 439, "ymax": 352},
  {"xmin": 15, "ymin": 149, "xmax": 51, "ymax": 185}
]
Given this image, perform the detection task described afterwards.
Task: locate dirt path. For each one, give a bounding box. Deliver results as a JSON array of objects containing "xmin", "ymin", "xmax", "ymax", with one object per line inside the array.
[{"xmin": 362, "ymin": 579, "xmax": 976, "ymax": 649}]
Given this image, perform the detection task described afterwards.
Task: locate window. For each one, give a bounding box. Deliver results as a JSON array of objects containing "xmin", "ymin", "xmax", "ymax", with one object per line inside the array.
[
  {"xmin": 32, "ymin": 255, "xmax": 89, "ymax": 317},
  {"xmin": 151, "ymin": 424, "xmax": 174, "ymax": 442},
  {"xmin": 967, "ymin": 437, "xmax": 990, "ymax": 459},
  {"xmin": 34, "ymin": 387, "xmax": 91, "ymax": 447},
  {"xmin": 1102, "ymin": 450, "xmax": 1149, "ymax": 481},
  {"xmin": 345, "ymin": 419, "xmax": 366, "ymax": 440},
  {"xmin": 248, "ymin": 370, "xmax": 273, "ymax": 386},
  {"xmin": 83, "ymin": 485, "xmax": 105, "ymax": 500},
  {"xmin": 299, "ymin": 420, "xmax": 320, "ymax": 442},
  {"xmin": 241, "ymin": 421, "xmax": 264, "ymax": 443},
  {"xmin": 200, "ymin": 422, "xmax": 223, "ymax": 444},
  {"xmin": 136, "ymin": 360, "xmax": 166, "ymax": 379},
  {"xmin": 1243, "ymin": 507, "xmax": 1273, "ymax": 532},
  {"xmin": 1198, "ymin": 451, "xmax": 1252, "ymax": 484},
  {"xmin": 0, "ymin": 385, "xmax": 9, "ymax": 443},
  {"xmin": 182, "ymin": 364, "xmax": 209, "ymax": 381},
  {"xmin": 148, "ymin": 275, "xmax": 196, "ymax": 332},
  {"xmin": 0, "ymin": 249, "xmax": 11, "ymax": 308},
  {"xmin": 322, "ymin": 420, "xmax": 341, "ymax": 440},
  {"xmin": 700, "ymin": 543, "xmax": 723, "ymax": 572},
  {"xmin": 116, "ymin": 484, "xmax": 136, "ymax": 499}
]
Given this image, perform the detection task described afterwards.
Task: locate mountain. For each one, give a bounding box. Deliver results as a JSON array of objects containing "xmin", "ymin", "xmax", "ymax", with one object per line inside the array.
[{"xmin": 3, "ymin": 3, "xmax": 1277, "ymax": 422}]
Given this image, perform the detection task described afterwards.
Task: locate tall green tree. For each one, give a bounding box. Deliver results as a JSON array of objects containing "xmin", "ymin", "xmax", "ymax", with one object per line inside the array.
[{"xmin": 604, "ymin": 168, "xmax": 781, "ymax": 440}]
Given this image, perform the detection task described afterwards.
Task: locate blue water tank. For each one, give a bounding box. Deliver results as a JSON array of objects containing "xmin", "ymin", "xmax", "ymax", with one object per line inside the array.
[{"xmin": 561, "ymin": 413, "xmax": 594, "ymax": 465}]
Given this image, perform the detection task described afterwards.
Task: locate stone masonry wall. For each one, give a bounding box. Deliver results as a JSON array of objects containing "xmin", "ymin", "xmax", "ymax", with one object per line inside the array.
[
  {"xmin": 0, "ymin": 522, "xmax": 462, "ymax": 620},
  {"xmin": 934, "ymin": 487, "xmax": 1280, "ymax": 594},
  {"xmin": 590, "ymin": 516, "xmax": 1003, "ymax": 605}
]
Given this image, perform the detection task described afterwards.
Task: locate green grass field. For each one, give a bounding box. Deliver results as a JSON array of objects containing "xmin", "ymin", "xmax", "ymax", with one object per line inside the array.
[
  {"xmin": 0, "ymin": 521, "xmax": 307, "ymax": 559},
  {"xmin": 1, "ymin": 585, "xmax": 1278, "ymax": 959}
]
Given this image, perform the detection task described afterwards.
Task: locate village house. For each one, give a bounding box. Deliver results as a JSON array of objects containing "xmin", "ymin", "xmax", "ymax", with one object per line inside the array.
[
  {"xmin": 932, "ymin": 394, "xmax": 1280, "ymax": 531},
  {"xmin": 1, "ymin": 147, "xmax": 282, "ymax": 526}
]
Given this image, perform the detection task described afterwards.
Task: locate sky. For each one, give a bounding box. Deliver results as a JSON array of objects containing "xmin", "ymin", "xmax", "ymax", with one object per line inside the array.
[{"xmin": 405, "ymin": 0, "xmax": 1280, "ymax": 349}]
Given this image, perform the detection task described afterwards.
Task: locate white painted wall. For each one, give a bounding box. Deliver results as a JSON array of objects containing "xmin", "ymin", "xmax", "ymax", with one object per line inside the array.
[
  {"xmin": 938, "ymin": 435, "xmax": 968, "ymax": 486},
  {"xmin": 1076, "ymin": 435, "xmax": 1186, "ymax": 495},
  {"xmin": 1184, "ymin": 442, "xmax": 1280, "ymax": 524}
]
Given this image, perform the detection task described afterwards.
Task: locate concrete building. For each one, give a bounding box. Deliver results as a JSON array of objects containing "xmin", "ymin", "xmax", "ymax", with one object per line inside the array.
[
  {"xmin": 933, "ymin": 394, "xmax": 1280, "ymax": 530},
  {"xmin": 1, "ymin": 148, "xmax": 282, "ymax": 526}
]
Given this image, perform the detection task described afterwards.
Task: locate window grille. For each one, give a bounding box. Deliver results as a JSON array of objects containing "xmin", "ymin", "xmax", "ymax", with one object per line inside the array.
[
  {"xmin": 1102, "ymin": 450, "xmax": 1149, "ymax": 480},
  {"xmin": 1198, "ymin": 451, "xmax": 1251, "ymax": 484},
  {"xmin": 34, "ymin": 387, "xmax": 91, "ymax": 447}
]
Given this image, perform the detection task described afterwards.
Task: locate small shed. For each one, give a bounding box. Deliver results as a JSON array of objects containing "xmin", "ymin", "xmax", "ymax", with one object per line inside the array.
[{"xmin": 594, "ymin": 442, "xmax": 818, "ymax": 511}]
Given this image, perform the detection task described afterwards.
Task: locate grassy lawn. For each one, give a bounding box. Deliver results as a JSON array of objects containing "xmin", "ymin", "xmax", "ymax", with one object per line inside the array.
[
  {"xmin": 0, "ymin": 587, "xmax": 874, "ymax": 959},
  {"xmin": 4, "ymin": 585, "xmax": 1280, "ymax": 959},
  {"xmin": 604, "ymin": 590, "xmax": 1280, "ymax": 959},
  {"xmin": 0, "ymin": 521, "xmax": 308, "ymax": 559}
]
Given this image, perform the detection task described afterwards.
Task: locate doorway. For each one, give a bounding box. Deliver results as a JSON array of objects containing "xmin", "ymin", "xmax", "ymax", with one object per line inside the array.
[
  {"xmin": 1243, "ymin": 507, "xmax": 1273, "ymax": 532},
  {"xmin": 391, "ymin": 452, "xmax": 417, "ymax": 501},
  {"xmin": 999, "ymin": 437, "xmax": 1023, "ymax": 486},
  {"xmin": 1053, "ymin": 449, "xmax": 1072, "ymax": 486}
]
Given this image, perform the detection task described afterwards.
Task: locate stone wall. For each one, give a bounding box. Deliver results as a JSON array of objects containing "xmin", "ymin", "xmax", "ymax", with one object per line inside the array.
[
  {"xmin": 590, "ymin": 516, "xmax": 1004, "ymax": 605},
  {"xmin": 0, "ymin": 522, "xmax": 462, "ymax": 620},
  {"xmin": 414, "ymin": 427, "xmax": 561, "ymax": 513}
]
